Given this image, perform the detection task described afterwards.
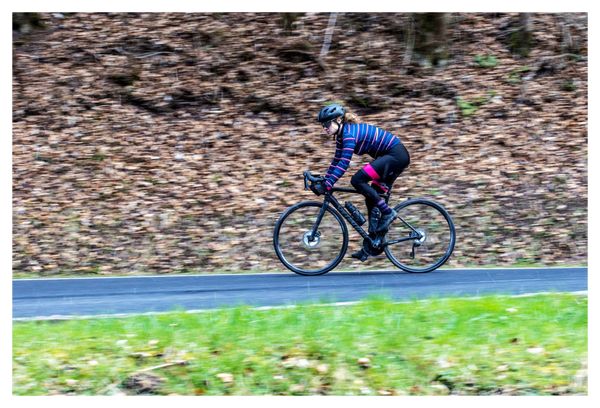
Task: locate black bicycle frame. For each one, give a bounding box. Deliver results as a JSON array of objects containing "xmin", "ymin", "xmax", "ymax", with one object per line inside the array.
[
  {"xmin": 309, "ymin": 186, "xmax": 422, "ymax": 248},
  {"xmin": 326, "ymin": 191, "xmax": 371, "ymax": 240}
]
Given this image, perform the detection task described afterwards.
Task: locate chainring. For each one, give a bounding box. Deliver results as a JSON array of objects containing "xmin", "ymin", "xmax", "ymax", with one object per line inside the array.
[{"xmin": 363, "ymin": 234, "xmax": 385, "ymax": 256}]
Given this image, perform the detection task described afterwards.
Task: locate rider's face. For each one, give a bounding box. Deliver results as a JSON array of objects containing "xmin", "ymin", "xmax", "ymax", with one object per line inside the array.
[{"xmin": 322, "ymin": 118, "xmax": 341, "ymax": 137}]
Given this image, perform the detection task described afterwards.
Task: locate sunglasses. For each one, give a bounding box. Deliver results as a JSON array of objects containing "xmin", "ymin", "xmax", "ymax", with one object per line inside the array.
[{"xmin": 321, "ymin": 120, "xmax": 333, "ymax": 129}]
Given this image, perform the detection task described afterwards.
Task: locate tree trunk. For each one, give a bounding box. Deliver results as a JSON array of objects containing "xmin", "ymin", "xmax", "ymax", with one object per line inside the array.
[
  {"xmin": 412, "ymin": 13, "xmax": 448, "ymax": 66},
  {"xmin": 280, "ymin": 13, "xmax": 304, "ymax": 36},
  {"xmin": 511, "ymin": 13, "xmax": 533, "ymax": 57},
  {"xmin": 560, "ymin": 14, "xmax": 582, "ymax": 55},
  {"xmin": 13, "ymin": 13, "xmax": 44, "ymax": 34}
]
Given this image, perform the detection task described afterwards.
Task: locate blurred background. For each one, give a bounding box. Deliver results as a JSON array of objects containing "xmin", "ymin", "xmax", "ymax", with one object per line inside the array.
[{"xmin": 12, "ymin": 12, "xmax": 587, "ymax": 276}]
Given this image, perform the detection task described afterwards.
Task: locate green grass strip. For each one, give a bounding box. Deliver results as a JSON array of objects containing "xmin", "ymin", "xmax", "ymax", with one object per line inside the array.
[{"xmin": 13, "ymin": 293, "xmax": 587, "ymax": 396}]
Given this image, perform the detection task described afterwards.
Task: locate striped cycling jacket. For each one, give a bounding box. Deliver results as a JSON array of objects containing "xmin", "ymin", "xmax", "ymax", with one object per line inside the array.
[{"xmin": 324, "ymin": 123, "xmax": 400, "ymax": 189}]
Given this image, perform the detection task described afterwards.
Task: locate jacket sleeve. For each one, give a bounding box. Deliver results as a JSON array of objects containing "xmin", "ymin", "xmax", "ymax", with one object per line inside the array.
[
  {"xmin": 324, "ymin": 141, "xmax": 341, "ymax": 182},
  {"xmin": 324, "ymin": 133, "xmax": 356, "ymax": 190}
]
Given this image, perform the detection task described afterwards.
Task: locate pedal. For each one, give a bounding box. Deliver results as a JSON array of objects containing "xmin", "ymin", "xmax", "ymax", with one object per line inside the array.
[{"xmin": 351, "ymin": 249, "xmax": 369, "ymax": 262}]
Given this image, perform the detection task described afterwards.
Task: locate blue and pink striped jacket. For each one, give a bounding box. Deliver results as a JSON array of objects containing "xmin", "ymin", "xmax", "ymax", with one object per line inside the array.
[{"xmin": 324, "ymin": 123, "xmax": 400, "ymax": 189}]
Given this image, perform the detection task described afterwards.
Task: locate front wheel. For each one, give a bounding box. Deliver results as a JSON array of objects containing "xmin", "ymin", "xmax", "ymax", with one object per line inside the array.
[
  {"xmin": 273, "ymin": 201, "xmax": 348, "ymax": 276},
  {"xmin": 384, "ymin": 198, "xmax": 455, "ymax": 273}
]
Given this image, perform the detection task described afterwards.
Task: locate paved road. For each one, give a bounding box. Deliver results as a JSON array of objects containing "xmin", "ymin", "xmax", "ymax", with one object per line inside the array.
[{"xmin": 13, "ymin": 267, "xmax": 587, "ymax": 319}]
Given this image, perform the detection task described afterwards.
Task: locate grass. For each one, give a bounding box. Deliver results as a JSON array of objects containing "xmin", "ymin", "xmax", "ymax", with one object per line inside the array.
[
  {"xmin": 456, "ymin": 90, "xmax": 498, "ymax": 117},
  {"xmin": 474, "ymin": 54, "xmax": 499, "ymax": 68},
  {"xmin": 13, "ymin": 293, "xmax": 587, "ymax": 395}
]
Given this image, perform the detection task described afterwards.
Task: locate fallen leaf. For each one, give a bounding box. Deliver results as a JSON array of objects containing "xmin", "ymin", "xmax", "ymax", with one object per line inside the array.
[
  {"xmin": 290, "ymin": 384, "xmax": 305, "ymax": 392},
  {"xmin": 122, "ymin": 372, "xmax": 164, "ymax": 394},
  {"xmin": 437, "ymin": 357, "xmax": 452, "ymax": 368},
  {"xmin": 357, "ymin": 357, "xmax": 371, "ymax": 368},
  {"xmin": 216, "ymin": 373, "xmax": 234, "ymax": 384}
]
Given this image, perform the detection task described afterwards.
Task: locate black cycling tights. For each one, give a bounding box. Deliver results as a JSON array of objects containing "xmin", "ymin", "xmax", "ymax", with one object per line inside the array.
[{"xmin": 350, "ymin": 143, "xmax": 410, "ymax": 215}]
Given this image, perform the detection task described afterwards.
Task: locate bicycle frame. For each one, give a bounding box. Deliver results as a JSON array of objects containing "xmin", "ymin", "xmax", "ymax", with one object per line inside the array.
[{"xmin": 308, "ymin": 186, "xmax": 423, "ymax": 248}]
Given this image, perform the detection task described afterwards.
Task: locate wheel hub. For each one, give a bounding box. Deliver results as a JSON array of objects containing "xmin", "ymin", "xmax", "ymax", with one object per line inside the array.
[
  {"xmin": 302, "ymin": 231, "xmax": 321, "ymax": 249},
  {"xmin": 413, "ymin": 229, "xmax": 426, "ymax": 246}
]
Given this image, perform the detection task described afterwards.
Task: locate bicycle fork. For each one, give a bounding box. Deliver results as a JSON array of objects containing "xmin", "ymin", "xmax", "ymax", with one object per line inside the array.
[{"xmin": 307, "ymin": 199, "xmax": 330, "ymax": 242}]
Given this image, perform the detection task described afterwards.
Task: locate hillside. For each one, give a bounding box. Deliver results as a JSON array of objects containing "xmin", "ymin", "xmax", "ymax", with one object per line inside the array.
[{"xmin": 12, "ymin": 13, "xmax": 588, "ymax": 275}]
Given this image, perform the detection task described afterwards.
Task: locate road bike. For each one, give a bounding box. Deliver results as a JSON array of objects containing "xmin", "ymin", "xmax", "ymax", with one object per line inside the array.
[{"xmin": 273, "ymin": 171, "xmax": 456, "ymax": 276}]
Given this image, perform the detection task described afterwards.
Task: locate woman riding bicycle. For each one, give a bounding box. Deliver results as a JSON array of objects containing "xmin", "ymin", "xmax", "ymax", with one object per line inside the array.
[{"xmin": 313, "ymin": 103, "xmax": 410, "ymax": 261}]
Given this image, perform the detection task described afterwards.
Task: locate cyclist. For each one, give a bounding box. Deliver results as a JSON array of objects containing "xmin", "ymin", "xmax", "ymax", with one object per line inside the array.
[{"xmin": 313, "ymin": 103, "xmax": 410, "ymax": 261}]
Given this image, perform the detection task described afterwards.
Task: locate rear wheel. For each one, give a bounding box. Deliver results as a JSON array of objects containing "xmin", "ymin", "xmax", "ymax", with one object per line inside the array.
[
  {"xmin": 384, "ymin": 199, "xmax": 455, "ymax": 273},
  {"xmin": 273, "ymin": 201, "xmax": 348, "ymax": 276}
]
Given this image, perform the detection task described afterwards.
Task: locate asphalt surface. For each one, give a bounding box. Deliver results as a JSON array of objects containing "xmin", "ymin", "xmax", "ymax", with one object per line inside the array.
[{"xmin": 13, "ymin": 267, "xmax": 587, "ymax": 319}]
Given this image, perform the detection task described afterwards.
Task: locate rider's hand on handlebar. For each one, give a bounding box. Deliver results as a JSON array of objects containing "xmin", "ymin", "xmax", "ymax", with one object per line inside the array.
[{"xmin": 304, "ymin": 171, "xmax": 328, "ymax": 195}]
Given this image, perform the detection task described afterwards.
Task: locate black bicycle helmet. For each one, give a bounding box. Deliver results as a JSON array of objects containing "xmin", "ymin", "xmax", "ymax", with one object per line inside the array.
[{"xmin": 317, "ymin": 103, "xmax": 345, "ymax": 123}]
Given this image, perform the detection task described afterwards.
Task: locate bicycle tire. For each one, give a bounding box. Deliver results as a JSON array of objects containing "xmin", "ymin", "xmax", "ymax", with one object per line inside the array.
[
  {"xmin": 273, "ymin": 201, "xmax": 349, "ymax": 276},
  {"xmin": 384, "ymin": 198, "xmax": 455, "ymax": 273}
]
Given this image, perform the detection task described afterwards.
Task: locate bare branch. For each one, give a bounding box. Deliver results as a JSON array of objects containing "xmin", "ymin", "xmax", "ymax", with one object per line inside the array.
[{"xmin": 320, "ymin": 13, "xmax": 338, "ymax": 58}]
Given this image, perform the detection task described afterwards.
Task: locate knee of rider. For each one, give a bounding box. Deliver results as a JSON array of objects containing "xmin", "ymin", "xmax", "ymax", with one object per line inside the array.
[{"xmin": 351, "ymin": 170, "xmax": 368, "ymax": 189}]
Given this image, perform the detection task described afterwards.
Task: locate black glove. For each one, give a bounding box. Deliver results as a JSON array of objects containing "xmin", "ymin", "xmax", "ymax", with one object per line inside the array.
[{"xmin": 312, "ymin": 180, "xmax": 328, "ymax": 196}]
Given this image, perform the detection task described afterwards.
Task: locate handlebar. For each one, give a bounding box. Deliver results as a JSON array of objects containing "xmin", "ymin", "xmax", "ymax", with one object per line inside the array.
[{"xmin": 303, "ymin": 171, "xmax": 323, "ymax": 191}]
